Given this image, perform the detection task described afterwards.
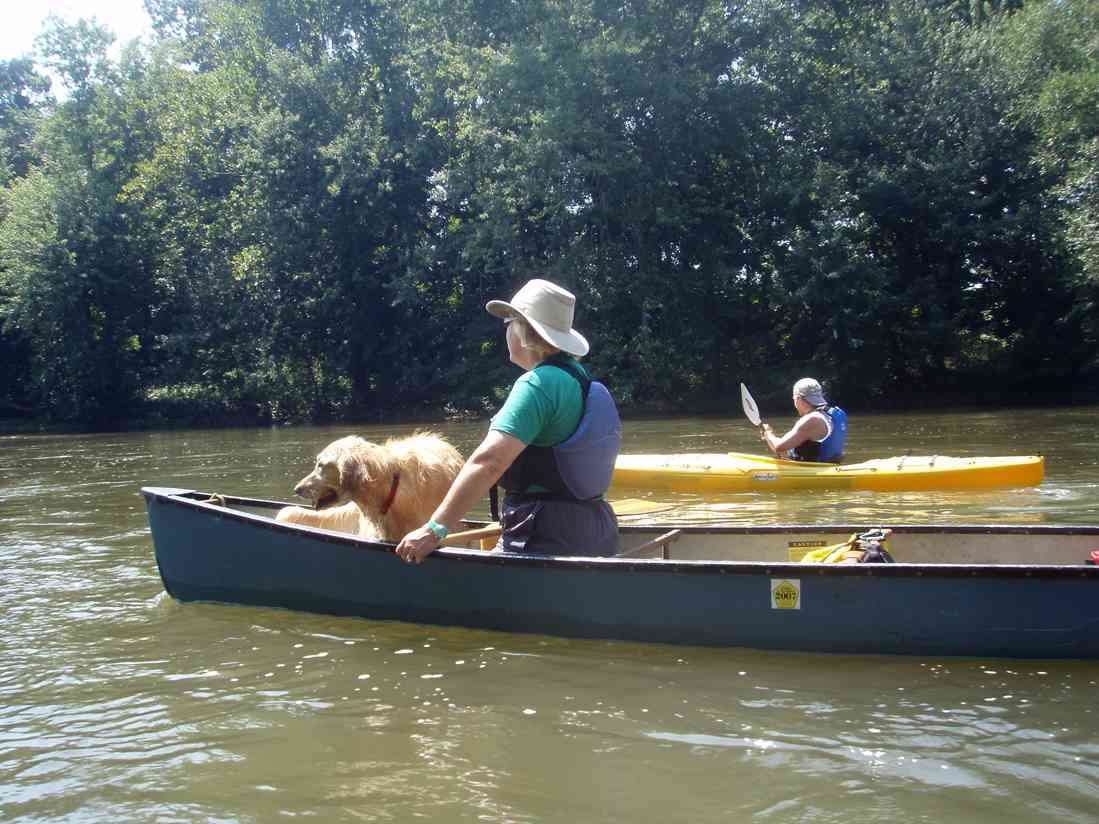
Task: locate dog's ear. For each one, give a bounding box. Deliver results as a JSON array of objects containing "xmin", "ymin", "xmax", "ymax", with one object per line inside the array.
[
  {"xmin": 346, "ymin": 441, "xmax": 384, "ymax": 487},
  {"xmin": 337, "ymin": 445, "xmax": 370, "ymax": 487},
  {"xmin": 333, "ymin": 450, "xmax": 349, "ymax": 486}
]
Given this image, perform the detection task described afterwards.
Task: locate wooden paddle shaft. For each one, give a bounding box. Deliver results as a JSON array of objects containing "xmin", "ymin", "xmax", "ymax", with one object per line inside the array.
[
  {"xmin": 446, "ymin": 523, "xmax": 502, "ymax": 544},
  {"xmin": 445, "ymin": 498, "xmax": 673, "ymax": 545}
]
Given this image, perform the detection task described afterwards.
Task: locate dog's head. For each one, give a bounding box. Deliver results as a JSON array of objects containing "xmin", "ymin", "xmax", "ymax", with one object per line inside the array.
[{"xmin": 293, "ymin": 436, "xmax": 375, "ymax": 510}]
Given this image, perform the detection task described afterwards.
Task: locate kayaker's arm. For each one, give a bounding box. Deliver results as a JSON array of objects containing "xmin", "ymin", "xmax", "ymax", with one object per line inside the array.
[
  {"xmin": 395, "ymin": 430, "xmax": 527, "ymax": 564},
  {"xmin": 761, "ymin": 415, "xmax": 828, "ymax": 456}
]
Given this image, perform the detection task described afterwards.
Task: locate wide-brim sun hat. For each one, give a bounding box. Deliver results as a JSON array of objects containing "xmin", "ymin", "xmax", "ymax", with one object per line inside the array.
[
  {"xmin": 793, "ymin": 377, "xmax": 826, "ymax": 407},
  {"xmin": 486, "ymin": 278, "xmax": 590, "ymax": 357}
]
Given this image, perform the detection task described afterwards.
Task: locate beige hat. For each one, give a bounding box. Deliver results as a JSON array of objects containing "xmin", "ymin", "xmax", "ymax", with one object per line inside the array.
[
  {"xmin": 486, "ymin": 278, "xmax": 590, "ymax": 357},
  {"xmin": 793, "ymin": 377, "xmax": 827, "ymax": 407}
]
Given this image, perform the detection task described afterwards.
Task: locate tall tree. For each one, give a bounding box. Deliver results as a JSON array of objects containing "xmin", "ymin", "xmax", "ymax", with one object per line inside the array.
[
  {"xmin": 0, "ymin": 58, "xmax": 50, "ymax": 184},
  {"xmin": 0, "ymin": 19, "xmax": 159, "ymax": 422},
  {"xmin": 0, "ymin": 58, "xmax": 50, "ymax": 414}
]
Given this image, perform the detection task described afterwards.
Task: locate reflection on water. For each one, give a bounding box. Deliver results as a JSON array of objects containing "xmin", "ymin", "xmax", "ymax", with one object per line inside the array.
[
  {"xmin": 2, "ymin": 409, "xmax": 1099, "ymax": 823},
  {"xmin": 609, "ymin": 487, "xmax": 1057, "ymax": 528}
]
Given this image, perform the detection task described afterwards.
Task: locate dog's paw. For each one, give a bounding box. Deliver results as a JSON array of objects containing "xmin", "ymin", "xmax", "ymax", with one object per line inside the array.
[{"xmin": 275, "ymin": 505, "xmax": 310, "ymax": 524}]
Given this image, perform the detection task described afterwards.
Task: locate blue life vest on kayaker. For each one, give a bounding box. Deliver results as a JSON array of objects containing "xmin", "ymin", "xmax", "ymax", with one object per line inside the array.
[
  {"xmin": 498, "ymin": 355, "xmax": 622, "ymax": 500},
  {"xmin": 789, "ymin": 405, "xmax": 847, "ymax": 464}
]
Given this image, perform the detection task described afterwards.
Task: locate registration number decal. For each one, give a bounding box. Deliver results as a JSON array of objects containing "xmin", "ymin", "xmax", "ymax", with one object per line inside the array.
[{"xmin": 771, "ymin": 578, "xmax": 801, "ymax": 610}]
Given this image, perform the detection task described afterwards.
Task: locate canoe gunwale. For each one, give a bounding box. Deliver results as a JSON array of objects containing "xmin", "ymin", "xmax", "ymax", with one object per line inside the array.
[
  {"xmin": 140, "ymin": 487, "xmax": 1099, "ymax": 537},
  {"xmin": 141, "ymin": 487, "xmax": 1099, "ymax": 580}
]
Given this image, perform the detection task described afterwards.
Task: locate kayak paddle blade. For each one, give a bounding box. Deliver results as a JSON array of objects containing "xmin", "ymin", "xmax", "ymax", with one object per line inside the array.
[{"xmin": 740, "ymin": 382, "xmax": 762, "ymax": 427}]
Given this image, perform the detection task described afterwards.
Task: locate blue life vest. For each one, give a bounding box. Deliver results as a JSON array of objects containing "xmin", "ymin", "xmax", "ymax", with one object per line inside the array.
[
  {"xmin": 498, "ymin": 356, "xmax": 622, "ymax": 500},
  {"xmin": 790, "ymin": 405, "xmax": 847, "ymax": 464}
]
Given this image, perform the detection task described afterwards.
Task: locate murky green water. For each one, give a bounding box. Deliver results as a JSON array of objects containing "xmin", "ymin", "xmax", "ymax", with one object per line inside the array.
[{"xmin": 2, "ymin": 408, "xmax": 1098, "ymax": 822}]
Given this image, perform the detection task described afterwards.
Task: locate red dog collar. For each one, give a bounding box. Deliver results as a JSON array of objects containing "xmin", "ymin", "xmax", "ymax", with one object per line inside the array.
[{"xmin": 380, "ymin": 473, "xmax": 400, "ymax": 515}]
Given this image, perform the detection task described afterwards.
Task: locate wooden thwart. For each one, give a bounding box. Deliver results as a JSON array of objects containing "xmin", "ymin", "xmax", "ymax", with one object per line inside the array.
[
  {"xmin": 445, "ymin": 524, "xmax": 503, "ymax": 545},
  {"xmin": 617, "ymin": 529, "xmax": 683, "ymax": 559}
]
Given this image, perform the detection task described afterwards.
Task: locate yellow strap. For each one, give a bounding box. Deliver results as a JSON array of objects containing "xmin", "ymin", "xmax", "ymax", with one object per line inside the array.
[{"xmin": 799, "ymin": 531, "xmax": 894, "ymax": 563}]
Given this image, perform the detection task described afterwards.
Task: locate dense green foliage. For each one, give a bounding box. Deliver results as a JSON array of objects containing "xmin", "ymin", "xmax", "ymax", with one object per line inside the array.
[{"xmin": 1, "ymin": 0, "xmax": 1096, "ymax": 425}]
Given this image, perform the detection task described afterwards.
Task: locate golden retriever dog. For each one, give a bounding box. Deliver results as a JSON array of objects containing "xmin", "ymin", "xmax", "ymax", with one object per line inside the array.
[{"xmin": 275, "ymin": 432, "xmax": 464, "ymax": 541}]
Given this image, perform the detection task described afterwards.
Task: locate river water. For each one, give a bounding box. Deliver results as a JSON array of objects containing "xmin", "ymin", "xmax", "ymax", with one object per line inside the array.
[{"xmin": 2, "ymin": 408, "xmax": 1098, "ymax": 823}]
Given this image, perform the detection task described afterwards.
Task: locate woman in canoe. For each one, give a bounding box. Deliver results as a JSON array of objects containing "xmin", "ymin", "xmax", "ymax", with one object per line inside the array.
[
  {"xmin": 760, "ymin": 378, "xmax": 848, "ymax": 463},
  {"xmin": 395, "ymin": 278, "xmax": 622, "ymax": 564}
]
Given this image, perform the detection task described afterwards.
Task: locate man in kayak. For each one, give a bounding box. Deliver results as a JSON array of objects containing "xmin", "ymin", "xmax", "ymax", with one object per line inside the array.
[{"xmin": 760, "ymin": 378, "xmax": 847, "ymax": 463}]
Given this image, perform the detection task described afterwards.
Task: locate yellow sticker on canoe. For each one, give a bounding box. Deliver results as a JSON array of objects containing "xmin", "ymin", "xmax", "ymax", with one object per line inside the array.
[{"xmin": 771, "ymin": 579, "xmax": 801, "ymax": 610}]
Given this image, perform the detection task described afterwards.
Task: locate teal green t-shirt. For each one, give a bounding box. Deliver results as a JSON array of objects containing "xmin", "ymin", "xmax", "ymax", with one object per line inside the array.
[{"xmin": 490, "ymin": 356, "xmax": 589, "ymax": 446}]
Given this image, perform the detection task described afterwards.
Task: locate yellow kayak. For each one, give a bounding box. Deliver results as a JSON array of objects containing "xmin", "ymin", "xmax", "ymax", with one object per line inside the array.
[{"xmin": 612, "ymin": 451, "xmax": 1045, "ymax": 493}]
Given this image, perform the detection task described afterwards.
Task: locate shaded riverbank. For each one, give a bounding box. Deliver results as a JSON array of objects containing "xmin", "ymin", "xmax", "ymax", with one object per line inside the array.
[{"xmin": 7, "ymin": 384, "xmax": 1099, "ymax": 437}]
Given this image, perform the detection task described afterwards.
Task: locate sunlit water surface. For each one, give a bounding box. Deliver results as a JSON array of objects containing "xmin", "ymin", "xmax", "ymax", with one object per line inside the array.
[{"xmin": 2, "ymin": 408, "xmax": 1098, "ymax": 822}]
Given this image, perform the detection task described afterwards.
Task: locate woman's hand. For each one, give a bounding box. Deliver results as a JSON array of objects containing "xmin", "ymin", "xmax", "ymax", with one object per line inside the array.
[{"xmin": 395, "ymin": 525, "xmax": 440, "ymax": 565}]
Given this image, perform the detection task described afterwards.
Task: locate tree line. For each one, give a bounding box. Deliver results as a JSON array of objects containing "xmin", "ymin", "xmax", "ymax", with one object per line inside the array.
[{"xmin": 1, "ymin": 0, "xmax": 1096, "ymax": 426}]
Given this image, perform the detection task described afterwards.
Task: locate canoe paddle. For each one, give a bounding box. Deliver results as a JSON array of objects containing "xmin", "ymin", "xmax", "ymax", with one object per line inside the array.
[{"xmin": 740, "ymin": 382, "xmax": 764, "ymax": 434}]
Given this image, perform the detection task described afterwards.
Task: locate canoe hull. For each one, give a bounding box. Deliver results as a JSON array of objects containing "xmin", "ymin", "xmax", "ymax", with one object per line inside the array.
[
  {"xmin": 143, "ymin": 488, "xmax": 1099, "ymax": 659},
  {"xmin": 613, "ymin": 452, "xmax": 1045, "ymax": 493}
]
